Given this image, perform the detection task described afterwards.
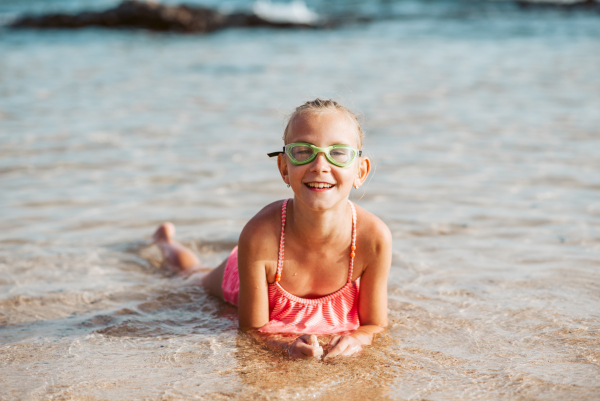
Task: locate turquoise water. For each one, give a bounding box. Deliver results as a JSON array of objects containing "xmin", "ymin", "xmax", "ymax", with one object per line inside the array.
[{"xmin": 0, "ymin": 1, "xmax": 599, "ymax": 399}]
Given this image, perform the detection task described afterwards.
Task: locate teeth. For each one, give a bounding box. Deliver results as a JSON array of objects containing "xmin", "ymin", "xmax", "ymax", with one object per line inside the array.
[{"xmin": 307, "ymin": 182, "xmax": 333, "ymax": 188}]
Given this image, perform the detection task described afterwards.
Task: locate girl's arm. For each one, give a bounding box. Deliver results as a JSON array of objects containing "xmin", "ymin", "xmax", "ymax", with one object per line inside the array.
[
  {"xmin": 325, "ymin": 218, "xmax": 392, "ymax": 359},
  {"xmin": 237, "ymin": 216, "xmax": 271, "ymax": 330}
]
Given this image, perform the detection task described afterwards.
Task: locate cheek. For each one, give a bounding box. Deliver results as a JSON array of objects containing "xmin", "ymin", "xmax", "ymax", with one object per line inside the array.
[
  {"xmin": 337, "ymin": 169, "xmax": 358, "ymax": 186},
  {"xmin": 288, "ymin": 165, "xmax": 307, "ymax": 182}
]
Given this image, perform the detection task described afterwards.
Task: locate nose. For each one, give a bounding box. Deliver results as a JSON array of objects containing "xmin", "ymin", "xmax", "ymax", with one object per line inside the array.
[{"xmin": 309, "ymin": 151, "xmax": 331, "ymax": 173}]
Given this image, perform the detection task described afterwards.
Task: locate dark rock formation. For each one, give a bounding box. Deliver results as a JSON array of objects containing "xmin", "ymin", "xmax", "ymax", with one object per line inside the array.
[
  {"xmin": 10, "ymin": 0, "xmax": 327, "ymax": 33},
  {"xmin": 516, "ymin": 0, "xmax": 600, "ymax": 12}
]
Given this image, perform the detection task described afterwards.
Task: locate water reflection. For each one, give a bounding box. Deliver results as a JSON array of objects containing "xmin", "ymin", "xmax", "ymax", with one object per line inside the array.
[{"xmin": 231, "ymin": 331, "xmax": 397, "ymax": 400}]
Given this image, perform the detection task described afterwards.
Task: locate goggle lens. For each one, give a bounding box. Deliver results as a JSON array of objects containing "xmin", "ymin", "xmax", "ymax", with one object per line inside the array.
[
  {"xmin": 287, "ymin": 143, "xmax": 359, "ymax": 167},
  {"xmin": 329, "ymin": 147, "xmax": 354, "ymax": 164},
  {"xmin": 290, "ymin": 145, "xmax": 314, "ymax": 162}
]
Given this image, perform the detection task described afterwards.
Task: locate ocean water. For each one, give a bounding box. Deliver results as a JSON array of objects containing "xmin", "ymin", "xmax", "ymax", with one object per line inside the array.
[{"xmin": 0, "ymin": 0, "xmax": 599, "ymax": 399}]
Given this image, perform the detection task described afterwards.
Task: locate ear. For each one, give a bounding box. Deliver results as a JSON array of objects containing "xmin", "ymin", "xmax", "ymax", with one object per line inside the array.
[
  {"xmin": 354, "ymin": 157, "xmax": 370, "ymax": 189},
  {"xmin": 277, "ymin": 154, "xmax": 290, "ymax": 186}
]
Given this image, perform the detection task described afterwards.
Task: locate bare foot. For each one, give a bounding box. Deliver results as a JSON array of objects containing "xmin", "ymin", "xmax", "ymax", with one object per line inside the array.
[
  {"xmin": 152, "ymin": 222, "xmax": 201, "ymax": 273},
  {"xmin": 152, "ymin": 222, "xmax": 176, "ymax": 244}
]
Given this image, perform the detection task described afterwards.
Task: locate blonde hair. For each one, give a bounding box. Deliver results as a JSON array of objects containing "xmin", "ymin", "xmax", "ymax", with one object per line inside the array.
[{"xmin": 282, "ymin": 99, "xmax": 365, "ymax": 149}]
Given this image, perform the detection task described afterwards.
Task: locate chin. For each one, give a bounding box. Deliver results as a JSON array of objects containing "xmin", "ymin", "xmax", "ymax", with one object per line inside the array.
[{"xmin": 295, "ymin": 192, "xmax": 348, "ymax": 212}]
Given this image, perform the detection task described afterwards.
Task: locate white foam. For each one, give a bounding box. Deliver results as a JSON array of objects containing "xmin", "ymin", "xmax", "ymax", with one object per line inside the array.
[{"xmin": 252, "ymin": 0, "xmax": 320, "ymax": 25}]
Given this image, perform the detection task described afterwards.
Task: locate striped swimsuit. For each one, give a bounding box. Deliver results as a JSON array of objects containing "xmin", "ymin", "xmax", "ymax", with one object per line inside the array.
[{"xmin": 221, "ymin": 199, "xmax": 360, "ymax": 334}]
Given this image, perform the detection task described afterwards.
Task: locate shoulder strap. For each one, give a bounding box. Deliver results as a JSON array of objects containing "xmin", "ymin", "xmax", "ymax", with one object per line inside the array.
[
  {"xmin": 275, "ymin": 199, "xmax": 289, "ymax": 282},
  {"xmin": 348, "ymin": 200, "xmax": 357, "ymax": 283}
]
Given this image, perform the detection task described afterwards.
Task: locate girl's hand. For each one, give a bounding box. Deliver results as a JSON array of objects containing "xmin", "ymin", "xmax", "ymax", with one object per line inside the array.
[
  {"xmin": 324, "ymin": 335, "xmax": 363, "ymax": 359},
  {"xmin": 288, "ymin": 334, "xmax": 324, "ymax": 358}
]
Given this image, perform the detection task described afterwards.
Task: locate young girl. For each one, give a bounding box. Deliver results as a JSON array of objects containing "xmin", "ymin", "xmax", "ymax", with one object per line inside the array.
[{"xmin": 152, "ymin": 99, "xmax": 392, "ymax": 359}]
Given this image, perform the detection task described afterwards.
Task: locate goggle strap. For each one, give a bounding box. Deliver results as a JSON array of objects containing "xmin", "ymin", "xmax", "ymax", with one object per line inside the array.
[{"xmin": 267, "ymin": 147, "xmax": 286, "ymax": 158}]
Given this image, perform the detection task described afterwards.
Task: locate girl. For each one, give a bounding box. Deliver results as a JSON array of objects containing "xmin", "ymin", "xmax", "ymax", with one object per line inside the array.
[{"xmin": 152, "ymin": 99, "xmax": 392, "ymax": 359}]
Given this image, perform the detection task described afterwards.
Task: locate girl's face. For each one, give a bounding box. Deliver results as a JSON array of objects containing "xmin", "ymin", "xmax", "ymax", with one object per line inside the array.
[{"xmin": 278, "ymin": 110, "xmax": 370, "ymax": 212}]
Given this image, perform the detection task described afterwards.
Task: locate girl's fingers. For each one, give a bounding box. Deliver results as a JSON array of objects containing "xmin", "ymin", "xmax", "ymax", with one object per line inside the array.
[
  {"xmin": 297, "ymin": 334, "xmax": 313, "ymax": 344},
  {"xmin": 312, "ymin": 344, "xmax": 324, "ymax": 357},
  {"xmin": 340, "ymin": 343, "xmax": 362, "ymax": 356},
  {"xmin": 289, "ymin": 335, "xmax": 323, "ymax": 358},
  {"xmin": 324, "ymin": 340, "xmax": 347, "ymax": 359},
  {"xmin": 324, "ymin": 336, "xmax": 362, "ymax": 359},
  {"xmin": 328, "ymin": 335, "xmax": 341, "ymax": 348},
  {"xmin": 294, "ymin": 341, "xmax": 323, "ymax": 358}
]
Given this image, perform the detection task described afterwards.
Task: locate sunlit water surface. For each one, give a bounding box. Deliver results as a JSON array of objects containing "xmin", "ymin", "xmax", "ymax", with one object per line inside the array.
[{"xmin": 0, "ymin": 1, "xmax": 599, "ymax": 399}]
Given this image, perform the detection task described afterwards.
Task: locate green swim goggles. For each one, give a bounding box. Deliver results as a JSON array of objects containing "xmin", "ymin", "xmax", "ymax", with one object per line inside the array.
[{"xmin": 268, "ymin": 142, "xmax": 362, "ymax": 168}]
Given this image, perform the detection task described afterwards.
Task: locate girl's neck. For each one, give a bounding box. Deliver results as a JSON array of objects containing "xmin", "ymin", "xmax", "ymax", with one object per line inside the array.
[{"xmin": 287, "ymin": 197, "xmax": 351, "ymax": 246}]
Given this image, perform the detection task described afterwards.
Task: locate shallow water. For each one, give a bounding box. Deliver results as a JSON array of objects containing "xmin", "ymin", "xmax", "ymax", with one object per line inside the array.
[{"xmin": 1, "ymin": 0, "xmax": 599, "ymax": 399}]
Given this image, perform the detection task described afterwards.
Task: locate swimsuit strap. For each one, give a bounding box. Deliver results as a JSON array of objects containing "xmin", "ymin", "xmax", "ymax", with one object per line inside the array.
[
  {"xmin": 348, "ymin": 200, "xmax": 357, "ymax": 283},
  {"xmin": 276, "ymin": 199, "xmax": 357, "ymax": 284},
  {"xmin": 275, "ymin": 199, "xmax": 289, "ymax": 280}
]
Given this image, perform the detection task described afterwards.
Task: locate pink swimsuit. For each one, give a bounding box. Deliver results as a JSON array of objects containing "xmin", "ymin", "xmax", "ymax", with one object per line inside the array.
[{"xmin": 221, "ymin": 199, "xmax": 360, "ymax": 334}]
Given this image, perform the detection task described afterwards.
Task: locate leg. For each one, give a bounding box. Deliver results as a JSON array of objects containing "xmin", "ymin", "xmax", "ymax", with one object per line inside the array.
[
  {"xmin": 152, "ymin": 222, "xmax": 201, "ymax": 273},
  {"xmin": 199, "ymin": 257, "xmax": 228, "ymax": 300},
  {"xmin": 153, "ymin": 222, "xmax": 229, "ymax": 302}
]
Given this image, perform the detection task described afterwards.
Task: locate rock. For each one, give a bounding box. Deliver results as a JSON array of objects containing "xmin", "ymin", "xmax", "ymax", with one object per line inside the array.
[
  {"xmin": 516, "ymin": 0, "xmax": 600, "ymax": 12},
  {"xmin": 10, "ymin": 0, "xmax": 327, "ymax": 33}
]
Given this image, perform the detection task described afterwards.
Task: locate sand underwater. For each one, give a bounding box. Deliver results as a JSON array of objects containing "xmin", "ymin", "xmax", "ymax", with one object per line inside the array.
[{"xmin": 0, "ymin": 0, "xmax": 599, "ymax": 399}]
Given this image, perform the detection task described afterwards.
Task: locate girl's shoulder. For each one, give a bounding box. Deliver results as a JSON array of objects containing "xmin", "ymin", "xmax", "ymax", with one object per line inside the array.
[
  {"xmin": 238, "ymin": 200, "xmax": 285, "ymax": 257},
  {"xmin": 354, "ymin": 202, "xmax": 392, "ymax": 254},
  {"xmin": 244, "ymin": 199, "xmax": 285, "ymax": 231}
]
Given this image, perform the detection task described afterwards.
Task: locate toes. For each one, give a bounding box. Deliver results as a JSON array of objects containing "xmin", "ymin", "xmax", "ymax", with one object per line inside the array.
[{"xmin": 153, "ymin": 222, "xmax": 175, "ymax": 243}]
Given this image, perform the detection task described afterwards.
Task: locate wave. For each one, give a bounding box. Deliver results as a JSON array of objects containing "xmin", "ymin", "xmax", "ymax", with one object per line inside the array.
[{"xmin": 252, "ymin": 0, "xmax": 321, "ymax": 25}]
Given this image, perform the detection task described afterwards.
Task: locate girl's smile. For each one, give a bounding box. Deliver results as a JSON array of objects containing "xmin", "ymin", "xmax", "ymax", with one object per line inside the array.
[{"xmin": 304, "ymin": 181, "xmax": 335, "ymax": 191}]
